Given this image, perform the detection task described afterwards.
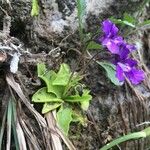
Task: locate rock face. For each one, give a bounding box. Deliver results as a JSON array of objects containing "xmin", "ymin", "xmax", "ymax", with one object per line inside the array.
[
  {"xmin": 0, "ymin": 0, "xmax": 145, "ymax": 47},
  {"xmin": 0, "ymin": 0, "xmax": 150, "ymax": 150}
]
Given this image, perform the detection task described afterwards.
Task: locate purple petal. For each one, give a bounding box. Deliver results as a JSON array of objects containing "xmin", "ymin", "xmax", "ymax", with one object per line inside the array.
[
  {"xmin": 119, "ymin": 46, "xmax": 130, "ymax": 60},
  {"xmin": 106, "ymin": 40, "xmax": 120, "ymax": 54},
  {"xmin": 101, "ymin": 37, "xmax": 110, "ymax": 45},
  {"xmin": 125, "ymin": 59, "xmax": 137, "ymax": 67},
  {"xmin": 116, "ymin": 65, "xmax": 125, "ymax": 81},
  {"xmin": 102, "ymin": 36, "xmax": 123, "ymax": 54},
  {"xmin": 117, "ymin": 62, "xmax": 131, "ymax": 72},
  {"xmin": 113, "ymin": 36, "xmax": 124, "ymax": 44},
  {"xmin": 101, "ymin": 37, "xmax": 120, "ymax": 54},
  {"xmin": 102, "ymin": 19, "xmax": 119, "ymax": 37},
  {"xmin": 125, "ymin": 69, "xmax": 145, "ymax": 85},
  {"xmin": 126, "ymin": 44, "xmax": 136, "ymax": 52}
]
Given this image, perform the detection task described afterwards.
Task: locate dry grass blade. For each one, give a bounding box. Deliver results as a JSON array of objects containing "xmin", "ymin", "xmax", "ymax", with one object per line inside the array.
[
  {"xmin": 0, "ymin": 109, "xmax": 7, "ymax": 150},
  {"xmin": 55, "ymin": 127, "xmax": 76, "ymax": 150},
  {"xmin": 6, "ymin": 73, "xmax": 52, "ymax": 149},
  {"xmin": 6, "ymin": 99, "xmax": 12, "ymax": 150},
  {"xmin": 19, "ymin": 116, "xmax": 42, "ymax": 150},
  {"xmin": 45, "ymin": 111, "xmax": 63, "ymax": 150},
  {"xmin": 16, "ymin": 119, "xmax": 27, "ymax": 150},
  {"xmin": 18, "ymin": 103, "xmax": 47, "ymax": 150},
  {"xmin": 52, "ymin": 111, "xmax": 76, "ymax": 150},
  {"xmin": 6, "ymin": 73, "xmax": 47, "ymax": 128}
]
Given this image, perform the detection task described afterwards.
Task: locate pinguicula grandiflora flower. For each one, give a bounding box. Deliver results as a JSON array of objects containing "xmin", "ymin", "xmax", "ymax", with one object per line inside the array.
[
  {"xmin": 116, "ymin": 58, "xmax": 144, "ymax": 85},
  {"xmin": 99, "ymin": 19, "xmax": 123, "ymax": 54},
  {"xmin": 98, "ymin": 19, "xmax": 145, "ymax": 85}
]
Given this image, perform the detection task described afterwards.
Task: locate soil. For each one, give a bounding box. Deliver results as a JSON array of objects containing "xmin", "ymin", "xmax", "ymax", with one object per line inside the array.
[{"xmin": 0, "ymin": 0, "xmax": 150, "ymax": 150}]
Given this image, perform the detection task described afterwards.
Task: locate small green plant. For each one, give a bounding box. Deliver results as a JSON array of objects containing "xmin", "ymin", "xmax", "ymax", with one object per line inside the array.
[
  {"xmin": 100, "ymin": 127, "xmax": 150, "ymax": 150},
  {"xmin": 110, "ymin": 13, "xmax": 150, "ymax": 31},
  {"xmin": 31, "ymin": 0, "xmax": 39, "ymax": 17},
  {"xmin": 110, "ymin": 13, "xmax": 137, "ymax": 28},
  {"xmin": 32, "ymin": 63, "xmax": 92, "ymax": 135},
  {"xmin": 76, "ymin": 0, "xmax": 86, "ymax": 43}
]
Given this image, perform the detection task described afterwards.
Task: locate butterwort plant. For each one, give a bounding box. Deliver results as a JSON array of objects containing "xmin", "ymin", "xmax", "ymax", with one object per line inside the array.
[
  {"xmin": 32, "ymin": 63, "xmax": 92, "ymax": 135},
  {"xmin": 97, "ymin": 19, "xmax": 145, "ymax": 85}
]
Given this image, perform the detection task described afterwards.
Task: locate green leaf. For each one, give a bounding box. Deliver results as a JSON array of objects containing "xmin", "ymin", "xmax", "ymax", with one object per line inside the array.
[
  {"xmin": 53, "ymin": 63, "xmax": 71, "ymax": 86},
  {"xmin": 72, "ymin": 110, "xmax": 87, "ymax": 126},
  {"xmin": 37, "ymin": 63, "xmax": 46, "ymax": 77},
  {"xmin": 39, "ymin": 70, "xmax": 52, "ymax": 86},
  {"xmin": 110, "ymin": 18, "xmax": 122, "ymax": 24},
  {"xmin": 31, "ymin": 0, "xmax": 39, "ymax": 17},
  {"xmin": 32, "ymin": 87, "xmax": 63, "ymax": 103},
  {"xmin": 80, "ymin": 100, "xmax": 90, "ymax": 111},
  {"xmin": 65, "ymin": 89, "xmax": 92, "ymax": 103},
  {"xmin": 100, "ymin": 127, "xmax": 150, "ymax": 150},
  {"xmin": 38, "ymin": 66, "xmax": 55, "ymax": 88},
  {"xmin": 37, "ymin": 63, "xmax": 65, "ymax": 98},
  {"xmin": 62, "ymin": 72, "xmax": 83, "ymax": 98},
  {"xmin": 76, "ymin": 0, "xmax": 86, "ymax": 41},
  {"xmin": 7, "ymin": 99, "xmax": 12, "ymax": 150},
  {"xmin": 65, "ymin": 89, "xmax": 92, "ymax": 110},
  {"xmin": 122, "ymin": 20, "xmax": 135, "ymax": 28},
  {"xmin": 42, "ymin": 70, "xmax": 53, "ymax": 85},
  {"xmin": 11, "ymin": 100, "xmax": 20, "ymax": 150},
  {"xmin": 87, "ymin": 41, "xmax": 102, "ymax": 50},
  {"xmin": 47, "ymin": 84, "xmax": 64, "ymax": 98},
  {"xmin": 97, "ymin": 61, "xmax": 122, "ymax": 86},
  {"xmin": 45, "ymin": 71, "xmax": 64, "ymax": 98},
  {"xmin": 143, "ymin": 127, "xmax": 150, "ymax": 137},
  {"xmin": 123, "ymin": 13, "xmax": 136, "ymax": 24},
  {"xmin": 110, "ymin": 17, "xmax": 135, "ymax": 28},
  {"xmin": 42, "ymin": 102, "xmax": 62, "ymax": 114},
  {"xmin": 57, "ymin": 107, "xmax": 73, "ymax": 135},
  {"xmin": 40, "ymin": 70, "xmax": 64, "ymax": 98},
  {"xmin": 77, "ymin": 0, "xmax": 86, "ymax": 19},
  {"xmin": 69, "ymin": 73, "xmax": 83, "ymax": 88}
]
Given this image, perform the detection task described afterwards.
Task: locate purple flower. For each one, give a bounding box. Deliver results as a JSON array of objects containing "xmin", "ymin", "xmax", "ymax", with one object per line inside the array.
[
  {"xmin": 100, "ymin": 19, "xmax": 124, "ymax": 54},
  {"xmin": 112, "ymin": 43, "xmax": 136, "ymax": 65},
  {"xmin": 116, "ymin": 58, "xmax": 144, "ymax": 85},
  {"xmin": 102, "ymin": 19, "xmax": 119, "ymax": 38},
  {"xmin": 126, "ymin": 69, "xmax": 145, "ymax": 85},
  {"xmin": 102, "ymin": 36, "xmax": 123, "ymax": 54},
  {"xmin": 98, "ymin": 19, "xmax": 145, "ymax": 85},
  {"xmin": 100, "ymin": 19, "xmax": 136, "ymax": 57},
  {"xmin": 117, "ymin": 42, "xmax": 136, "ymax": 60}
]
